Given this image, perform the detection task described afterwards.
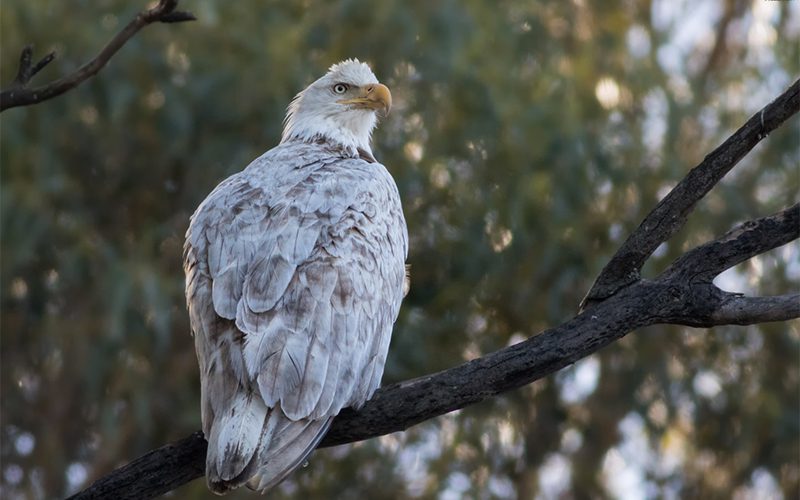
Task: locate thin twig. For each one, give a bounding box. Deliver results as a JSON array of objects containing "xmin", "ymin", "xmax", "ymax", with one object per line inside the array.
[
  {"xmin": 10, "ymin": 45, "xmax": 56, "ymax": 89},
  {"xmin": 0, "ymin": 0, "xmax": 195, "ymax": 112}
]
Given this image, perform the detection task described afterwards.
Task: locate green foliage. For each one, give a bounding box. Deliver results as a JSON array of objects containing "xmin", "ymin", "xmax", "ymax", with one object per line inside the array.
[{"xmin": 1, "ymin": 0, "xmax": 798, "ymax": 498}]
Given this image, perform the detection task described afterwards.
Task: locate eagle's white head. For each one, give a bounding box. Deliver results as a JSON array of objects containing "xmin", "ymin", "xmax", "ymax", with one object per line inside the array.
[{"xmin": 281, "ymin": 59, "xmax": 392, "ymax": 154}]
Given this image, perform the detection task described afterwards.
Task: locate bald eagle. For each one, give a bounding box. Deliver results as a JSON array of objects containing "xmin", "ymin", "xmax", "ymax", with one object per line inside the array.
[{"xmin": 183, "ymin": 60, "xmax": 408, "ymax": 494}]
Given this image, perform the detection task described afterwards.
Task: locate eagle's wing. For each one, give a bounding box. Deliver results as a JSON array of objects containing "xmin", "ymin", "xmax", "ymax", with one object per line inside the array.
[{"xmin": 184, "ymin": 142, "xmax": 407, "ymax": 493}]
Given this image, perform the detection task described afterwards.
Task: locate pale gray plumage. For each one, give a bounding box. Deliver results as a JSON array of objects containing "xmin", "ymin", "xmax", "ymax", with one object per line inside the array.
[{"xmin": 184, "ymin": 60, "xmax": 407, "ymax": 494}]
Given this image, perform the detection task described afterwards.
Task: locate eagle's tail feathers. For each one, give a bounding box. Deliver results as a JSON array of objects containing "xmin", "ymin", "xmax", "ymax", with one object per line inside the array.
[
  {"xmin": 246, "ymin": 412, "xmax": 333, "ymax": 493},
  {"xmin": 205, "ymin": 392, "xmax": 271, "ymax": 494}
]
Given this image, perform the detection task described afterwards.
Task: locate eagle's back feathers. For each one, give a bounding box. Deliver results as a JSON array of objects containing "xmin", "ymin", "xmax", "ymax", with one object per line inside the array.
[{"xmin": 184, "ymin": 139, "xmax": 407, "ymax": 493}]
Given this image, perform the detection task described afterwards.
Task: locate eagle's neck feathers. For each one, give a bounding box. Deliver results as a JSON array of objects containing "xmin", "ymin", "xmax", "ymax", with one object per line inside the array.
[{"xmin": 280, "ymin": 92, "xmax": 377, "ymax": 156}]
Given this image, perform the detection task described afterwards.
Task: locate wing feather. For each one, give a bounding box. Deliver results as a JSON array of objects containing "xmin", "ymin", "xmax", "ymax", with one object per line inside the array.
[
  {"xmin": 311, "ymin": 331, "xmax": 341, "ymax": 418},
  {"xmin": 281, "ymin": 332, "xmax": 329, "ymax": 419},
  {"xmin": 212, "ymin": 261, "xmax": 242, "ymax": 320},
  {"xmin": 258, "ymin": 330, "xmax": 310, "ymax": 407}
]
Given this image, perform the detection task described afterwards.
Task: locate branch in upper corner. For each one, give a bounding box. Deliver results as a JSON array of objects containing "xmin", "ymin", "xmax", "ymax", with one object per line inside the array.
[
  {"xmin": 581, "ymin": 78, "xmax": 800, "ymax": 308},
  {"xmin": 0, "ymin": 0, "xmax": 195, "ymax": 112},
  {"xmin": 661, "ymin": 203, "xmax": 800, "ymax": 282}
]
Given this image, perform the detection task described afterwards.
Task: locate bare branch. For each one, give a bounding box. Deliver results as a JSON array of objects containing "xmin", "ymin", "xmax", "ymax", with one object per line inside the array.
[
  {"xmin": 0, "ymin": 0, "xmax": 195, "ymax": 112},
  {"xmin": 662, "ymin": 203, "xmax": 800, "ymax": 282},
  {"xmin": 582, "ymin": 78, "xmax": 800, "ymax": 308}
]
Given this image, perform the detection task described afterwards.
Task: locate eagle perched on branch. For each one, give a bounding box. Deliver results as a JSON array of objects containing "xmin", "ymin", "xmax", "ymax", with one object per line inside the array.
[{"xmin": 183, "ymin": 60, "xmax": 408, "ymax": 494}]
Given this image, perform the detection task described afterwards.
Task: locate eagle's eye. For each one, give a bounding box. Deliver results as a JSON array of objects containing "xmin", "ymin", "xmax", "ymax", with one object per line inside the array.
[{"xmin": 333, "ymin": 83, "xmax": 349, "ymax": 94}]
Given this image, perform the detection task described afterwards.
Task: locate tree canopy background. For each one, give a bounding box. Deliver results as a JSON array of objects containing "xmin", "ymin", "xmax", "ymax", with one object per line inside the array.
[{"xmin": 1, "ymin": 0, "xmax": 798, "ymax": 498}]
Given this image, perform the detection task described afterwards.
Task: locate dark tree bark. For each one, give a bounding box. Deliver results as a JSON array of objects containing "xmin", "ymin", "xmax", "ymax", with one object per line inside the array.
[
  {"xmin": 66, "ymin": 79, "xmax": 800, "ymax": 500},
  {"xmin": 0, "ymin": 0, "xmax": 194, "ymax": 112}
]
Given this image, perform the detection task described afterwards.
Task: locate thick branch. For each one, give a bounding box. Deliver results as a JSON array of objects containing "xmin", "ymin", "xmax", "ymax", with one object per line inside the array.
[
  {"xmin": 582, "ymin": 78, "xmax": 800, "ymax": 307},
  {"xmin": 0, "ymin": 0, "xmax": 195, "ymax": 112},
  {"xmin": 662, "ymin": 203, "xmax": 800, "ymax": 282}
]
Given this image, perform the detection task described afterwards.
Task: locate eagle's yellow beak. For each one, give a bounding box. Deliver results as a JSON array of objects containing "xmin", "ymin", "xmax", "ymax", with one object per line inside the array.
[{"xmin": 338, "ymin": 83, "xmax": 392, "ymax": 115}]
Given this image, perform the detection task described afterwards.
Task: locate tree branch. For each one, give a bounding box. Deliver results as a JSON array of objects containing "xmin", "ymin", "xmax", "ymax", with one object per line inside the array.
[
  {"xmin": 0, "ymin": 0, "xmax": 195, "ymax": 112},
  {"xmin": 582, "ymin": 78, "xmax": 800, "ymax": 307},
  {"xmin": 67, "ymin": 76, "xmax": 800, "ymax": 500}
]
